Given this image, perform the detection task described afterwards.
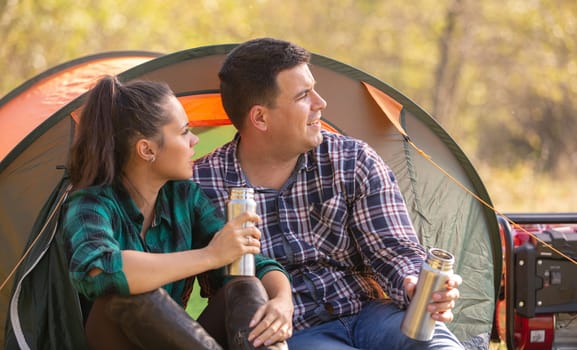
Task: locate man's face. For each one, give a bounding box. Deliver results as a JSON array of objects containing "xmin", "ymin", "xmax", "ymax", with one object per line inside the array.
[{"xmin": 265, "ymin": 63, "xmax": 327, "ymax": 155}]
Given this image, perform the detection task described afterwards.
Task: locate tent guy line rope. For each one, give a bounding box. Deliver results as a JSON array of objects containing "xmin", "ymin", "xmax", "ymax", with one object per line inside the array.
[
  {"xmin": 0, "ymin": 184, "xmax": 72, "ymax": 293},
  {"xmin": 404, "ymin": 135, "xmax": 577, "ymax": 266},
  {"xmin": 3, "ymin": 135, "xmax": 574, "ymax": 296}
]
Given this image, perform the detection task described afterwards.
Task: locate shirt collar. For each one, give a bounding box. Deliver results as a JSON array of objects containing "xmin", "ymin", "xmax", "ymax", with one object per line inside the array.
[
  {"xmin": 222, "ymin": 133, "xmax": 247, "ymax": 187},
  {"xmin": 224, "ymin": 132, "xmax": 319, "ymax": 185},
  {"xmin": 112, "ymin": 181, "xmax": 172, "ymax": 227},
  {"xmin": 155, "ymin": 185, "xmax": 172, "ymax": 226},
  {"xmin": 302, "ymin": 147, "xmax": 317, "ymax": 172},
  {"xmin": 113, "ymin": 182, "xmax": 142, "ymax": 223}
]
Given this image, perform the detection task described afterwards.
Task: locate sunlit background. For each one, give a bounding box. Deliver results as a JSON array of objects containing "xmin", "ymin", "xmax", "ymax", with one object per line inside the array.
[{"xmin": 2, "ymin": 0, "xmax": 576, "ymax": 212}]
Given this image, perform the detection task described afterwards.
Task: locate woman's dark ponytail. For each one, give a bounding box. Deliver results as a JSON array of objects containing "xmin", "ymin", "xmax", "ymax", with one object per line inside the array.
[
  {"xmin": 68, "ymin": 76, "xmax": 173, "ymax": 189},
  {"xmin": 69, "ymin": 76, "xmax": 119, "ymax": 189}
]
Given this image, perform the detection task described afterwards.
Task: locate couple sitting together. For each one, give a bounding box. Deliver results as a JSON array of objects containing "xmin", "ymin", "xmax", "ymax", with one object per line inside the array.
[{"xmin": 62, "ymin": 37, "xmax": 464, "ymax": 349}]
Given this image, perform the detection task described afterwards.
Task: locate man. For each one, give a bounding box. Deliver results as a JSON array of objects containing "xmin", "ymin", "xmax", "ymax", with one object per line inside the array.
[{"xmin": 193, "ymin": 37, "xmax": 463, "ymax": 349}]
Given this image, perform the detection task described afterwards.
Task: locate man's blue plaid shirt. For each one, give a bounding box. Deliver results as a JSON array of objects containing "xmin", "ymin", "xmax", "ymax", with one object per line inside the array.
[{"xmin": 192, "ymin": 131, "xmax": 426, "ymax": 330}]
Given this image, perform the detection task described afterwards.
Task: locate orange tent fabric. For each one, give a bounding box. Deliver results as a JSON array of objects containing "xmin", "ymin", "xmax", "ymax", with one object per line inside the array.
[
  {"xmin": 0, "ymin": 54, "xmax": 159, "ymax": 161},
  {"xmin": 361, "ymin": 81, "xmax": 406, "ymax": 137},
  {"xmin": 72, "ymin": 92, "xmax": 341, "ymax": 133}
]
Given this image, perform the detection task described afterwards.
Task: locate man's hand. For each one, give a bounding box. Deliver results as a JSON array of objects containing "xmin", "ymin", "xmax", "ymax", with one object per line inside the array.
[{"xmin": 403, "ymin": 274, "xmax": 462, "ymax": 323}]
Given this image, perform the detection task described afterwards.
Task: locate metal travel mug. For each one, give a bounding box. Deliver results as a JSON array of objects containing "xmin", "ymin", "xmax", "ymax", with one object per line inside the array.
[
  {"xmin": 401, "ymin": 247, "xmax": 455, "ymax": 341},
  {"xmin": 225, "ymin": 187, "xmax": 257, "ymax": 276}
]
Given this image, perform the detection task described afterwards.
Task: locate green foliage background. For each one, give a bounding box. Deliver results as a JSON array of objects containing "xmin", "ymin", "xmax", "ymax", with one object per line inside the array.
[{"xmin": 2, "ymin": 0, "xmax": 576, "ymax": 212}]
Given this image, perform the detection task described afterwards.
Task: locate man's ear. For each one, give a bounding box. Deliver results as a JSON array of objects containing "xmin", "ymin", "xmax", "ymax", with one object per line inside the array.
[
  {"xmin": 248, "ymin": 105, "xmax": 268, "ymax": 131},
  {"xmin": 135, "ymin": 139, "xmax": 156, "ymax": 163}
]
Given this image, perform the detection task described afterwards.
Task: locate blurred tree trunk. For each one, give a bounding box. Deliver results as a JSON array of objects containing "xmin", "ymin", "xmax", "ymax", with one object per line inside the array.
[{"xmin": 431, "ymin": 0, "xmax": 468, "ymax": 123}]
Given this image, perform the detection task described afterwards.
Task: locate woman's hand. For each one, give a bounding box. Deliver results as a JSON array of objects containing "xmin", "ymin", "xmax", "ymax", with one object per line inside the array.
[
  {"xmin": 403, "ymin": 273, "xmax": 462, "ymax": 323},
  {"xmin": 247, "ymin": 270, "xmax": 294, "ymax": 347},
  {"xmin": 205, "ymin": 212, "xmax": 262, "ymax": 267},
  {"xmin": 247, "ymin": 296, "xmax": 294, "ymax": 347}
]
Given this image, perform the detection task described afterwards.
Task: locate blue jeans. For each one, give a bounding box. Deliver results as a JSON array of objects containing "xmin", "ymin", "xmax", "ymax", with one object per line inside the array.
[{"xmin": 287, "ymin": 299, "xmax": 464, "ymax": 349}]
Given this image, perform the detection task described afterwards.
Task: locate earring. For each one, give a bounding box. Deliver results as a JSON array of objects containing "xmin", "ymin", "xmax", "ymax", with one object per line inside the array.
[{"xmin": 148, "ymin": 155, "xmax": 156, "ymax": 163}]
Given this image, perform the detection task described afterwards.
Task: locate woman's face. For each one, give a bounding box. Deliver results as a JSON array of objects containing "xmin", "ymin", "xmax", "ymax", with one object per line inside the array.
[{"xmin": 152, "ymin": 96, "xmax": 198, "ymax": 180}]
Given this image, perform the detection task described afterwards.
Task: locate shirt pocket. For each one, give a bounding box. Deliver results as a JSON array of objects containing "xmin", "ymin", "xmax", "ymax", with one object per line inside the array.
[{"xmin": 308, "ymin": 194, "xmax": 351, "ymax": 258}]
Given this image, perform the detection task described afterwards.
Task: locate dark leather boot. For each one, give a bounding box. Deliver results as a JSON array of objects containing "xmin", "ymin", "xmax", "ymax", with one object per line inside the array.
[
  {"xmin": 197, "ymin": 287, "xmax": 228, "ymax": 347},
  {"xmin": 224, "ymin": 276, "xmax": 288, "ymax": 350},
  {"xmin": 103, "ymin": 288, "xmax": 223, "ymax": 350}
]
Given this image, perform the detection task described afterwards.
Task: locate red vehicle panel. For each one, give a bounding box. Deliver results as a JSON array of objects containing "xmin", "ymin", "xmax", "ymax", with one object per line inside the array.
[{"xmin": 495, "ymin": 213, "xmax": 577, "ymax": 350}]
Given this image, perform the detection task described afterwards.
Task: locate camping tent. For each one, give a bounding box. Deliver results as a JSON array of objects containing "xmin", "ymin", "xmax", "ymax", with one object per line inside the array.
[{"xmin": 1, "ymin": 44, "xmax": 502, "ymax": 349}]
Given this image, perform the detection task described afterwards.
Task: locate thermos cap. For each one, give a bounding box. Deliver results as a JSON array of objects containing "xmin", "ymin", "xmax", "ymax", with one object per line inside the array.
[
  {"xmin": 230, "ymin": 187, "xmax": 254, "ymax": 200},
  {"xmin": 427, "ymin": 248, "xmax": 454, "ymax": 271}
]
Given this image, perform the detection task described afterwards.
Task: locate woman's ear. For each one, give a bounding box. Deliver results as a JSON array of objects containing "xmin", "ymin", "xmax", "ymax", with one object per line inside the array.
[
  {"xmin": 248, "ymin": 105, "xmax": 268, "ymax": 132},
  {"xmin": 135, "ymin": 139, "xmax": 157, "ymax": 163}
]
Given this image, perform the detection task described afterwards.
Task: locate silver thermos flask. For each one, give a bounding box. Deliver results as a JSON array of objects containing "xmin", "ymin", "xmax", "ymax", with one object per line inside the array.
[
  {"xmin": 225, "ymin": 187, "xmax": 256, "ymax": 276},
  {"xmin": 401, "ymin": 247, "xmax": 455, "ymax": 341}
]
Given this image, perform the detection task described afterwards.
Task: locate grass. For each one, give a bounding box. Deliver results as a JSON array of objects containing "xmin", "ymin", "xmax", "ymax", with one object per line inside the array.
[
  {"xmin": 489, "ymin": 341, "xmax": 507, "ymax": 349},
  {"xmin": 185, "ymin": 280, "xmax": 208, "ymax": 319},
  {"xmin": 476, "ymin": 163, "xmax": 577, "ymax": 213}
]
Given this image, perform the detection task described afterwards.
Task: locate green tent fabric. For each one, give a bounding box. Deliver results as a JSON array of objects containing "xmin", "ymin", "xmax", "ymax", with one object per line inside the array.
[
  {"xmin": 1, "ymin": 44, "xmax": 502, "ymax": 349},
  {"xmin": 4, "ymin": 177, "xmax": 87, "ymax": 349}
]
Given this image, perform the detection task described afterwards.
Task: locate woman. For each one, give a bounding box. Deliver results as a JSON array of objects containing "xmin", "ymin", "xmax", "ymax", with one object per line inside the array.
[{"xmin": 62, "ymin": 76, "xmax": 293, "ymax": 350}]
